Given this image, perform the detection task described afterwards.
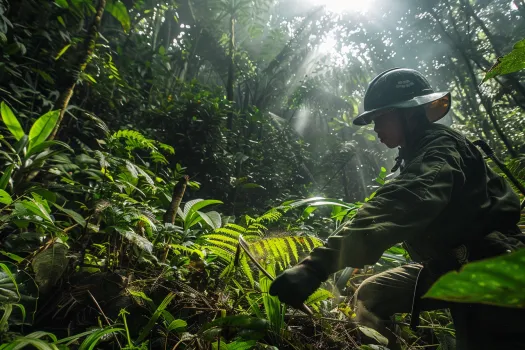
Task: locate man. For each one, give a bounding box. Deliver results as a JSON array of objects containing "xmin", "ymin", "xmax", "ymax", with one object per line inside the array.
[{"xmin": 269, "ymin": 68, "xmax": 525, "ymax": 349}]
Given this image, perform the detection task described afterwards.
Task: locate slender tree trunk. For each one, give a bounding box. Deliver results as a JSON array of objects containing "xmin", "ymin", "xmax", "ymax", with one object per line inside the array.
[
  {"xmin": 163, "ymin": 176, "xmax": 189, "ymax": 225},
  {"xmin": 50, "ymin": 0, "xmax": 106, "ymax": 140},
  {"xmin": 162, "ymin": 176, "xmax": 189, "ymax": 263}
]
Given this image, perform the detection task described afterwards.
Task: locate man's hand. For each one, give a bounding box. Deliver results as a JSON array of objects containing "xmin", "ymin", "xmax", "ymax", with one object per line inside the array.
[{"xmin": 269, "ymin": 264, "xmax": 322, "ymax": 308}]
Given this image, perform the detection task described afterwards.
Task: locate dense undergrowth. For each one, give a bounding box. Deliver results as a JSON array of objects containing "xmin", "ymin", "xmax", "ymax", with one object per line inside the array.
[
  {"xmin": 0, "ymin": 103, "xmax": 523, "ymax": 349},
  {"xmin": 1, "ymin": 0, "xmax": 525, "ymax": 349},
  {"xmin": 0, "ymin": 104, "xmax": 451, "ymax": 349}
]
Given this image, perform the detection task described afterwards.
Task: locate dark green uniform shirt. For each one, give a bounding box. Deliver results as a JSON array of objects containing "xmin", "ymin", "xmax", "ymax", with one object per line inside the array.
[{"xmin": 304, "ymin": 123, "xmax": 523, "ymax": 280}]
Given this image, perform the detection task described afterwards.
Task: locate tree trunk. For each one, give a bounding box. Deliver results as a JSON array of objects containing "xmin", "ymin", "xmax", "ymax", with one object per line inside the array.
[
  {"xmin": 162, "ymin": 176, "xmax": 189, "ymax": 263},
  {"xmin": 50, "ymin": 0, "xmax": 106, "ymax": 140}
]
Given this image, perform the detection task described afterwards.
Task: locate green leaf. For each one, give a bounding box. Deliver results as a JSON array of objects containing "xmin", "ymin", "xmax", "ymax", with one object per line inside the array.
[
  {"xmin": 136, "ymin": 293, "xmax": 176, "ymax": 343},
  {"xmin": 106, "ymin": 0, "xmax": 131, "ymax": 32},
  {"xmin": 57, "ymin": 16, "xmax": 66, "ymax": 27},
  {"xmin": 198, "ymin": 211, "xmax": 222, "ymax": 230},
  {"xmin": 78, "ymin": 327, "xmax": 123, "ymax": 350},
  {"xmin": 212, "ymin": 340, "xmax": 257, "ymax": 350},
  {"xmin": 53, "ymin": 203, "xmax": 86, "ymax": 226},
  {"xmin": 483, "ymin": 38, "xmax": 525, "ymax": 82},
  {"xmin": 26, "ymin": 140, "xmax": 73, "ymax": 158},
  {"xmin": 115, "ymin": 227, "xmax": 153, "ymax": 253},
  {"xmin": 0, "ymin": 250, "xmax": 23, "ymax": 263},
  {"xmin": 55, "ymin": 44, "xmax": 71, "ymax": 60},
  {"xmin": 0, "ymin": 337, "xmax": 58, "ymax": 350},
  {"xmin": 424, "ymin": 249, "xmax": 525, "ymax": 308},
  {"xmin": 0, "ymin": 262, "xmax": 20, "ymax": 303},
  {"xmin": 358, "ymin": 326, "xmax": 388, "ymax": 346},
  {"xmin": 183, "ymin": 199, "xmax": 223, "ymax": 228},
  {"xmin": 168, "ymin": 319, "xmax": 187, "ymax": 332},
  {"xmin": 28, "ymin": 110, "xmax": 60, "ymax": 152},
  {"xmin": 128, "ymin": 289, "xmax": 152, "ymax": 302},
  {"xmin": 199, "ymin": 315, "xmax": 269, "ymax": 337},
  {"xmin": 19, "ymin": 200, "xmax": 54, "ymax": 223},
  {"xmin": 0, "ymin": 189, "xmax": 12, "ymax": 205},
  {"xmin": 31, "ymin": 243, "xmax": 68, "ymax": 293},
  {"xmin": 55, "ymin": 0, "xmax": 69, "ymax": 8},
  {"xmin": 0, "ymin": 164, "xmax": 14, "ymax": 191},
  {"xmin": 1, "ymin": 102, "xmax": 25, "ymax": 141}
]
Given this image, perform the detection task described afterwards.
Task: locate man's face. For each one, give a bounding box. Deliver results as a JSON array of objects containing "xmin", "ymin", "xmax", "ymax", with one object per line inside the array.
[{"xmin": 373, "ymin": 110, "xmax": 406, "ymax": 148}]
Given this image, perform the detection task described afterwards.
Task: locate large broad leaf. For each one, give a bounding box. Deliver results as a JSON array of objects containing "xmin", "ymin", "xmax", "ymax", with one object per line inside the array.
[
  {"xmin": 183, "ymin": 199, "xmax": 223, "ymax": 228},
  {"xmin": 53, "ymin": 203, "xmax": 86, "ymax": 226},
  {"xmin": 31, "ymin": 243, "xmax": 68, "ymax": 293},
  {"xmin": 1, "ymin": 102, "xmax": 25, "ymax": 141},
  {"xmin": 198, "ymin": 211, "xmax": 222, "ymax": 230},
  {"xmin": 105, "ymin": 0, "xmax": 130, "ymax": 32},
  {"xmin": 0, "ymin": 189, "xmax": 12, "ymax": 205},
  {"xmin": 16, "ymin": 200, "xmax": 54, "ymax": 223},
  {"xmin": 483, "ymin": 38, "xmax": 525, "ymax": 82},
  {"xmin": 115, "ymin": 227, "xmax": 153, "ymax": 253},
  {"xmin": 0, "ymin": 262, "xmax": 39, "ymax": 325},
  {"xmin": 26, "ymin": 140, "xmax": 73, "ymax": 158},
  {"xmin": 424, "ymin": 249, "xmax": 525, "ymax": 308},
  {"xmin": 28, "ymin": 110, "xmax": 60, "ymax": 152}
]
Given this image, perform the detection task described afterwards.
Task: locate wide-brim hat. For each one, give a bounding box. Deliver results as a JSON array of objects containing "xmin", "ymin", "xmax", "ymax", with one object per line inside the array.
[{"xmin": 353, "ymin": 68, "xmax": 451, "ymax": 126}]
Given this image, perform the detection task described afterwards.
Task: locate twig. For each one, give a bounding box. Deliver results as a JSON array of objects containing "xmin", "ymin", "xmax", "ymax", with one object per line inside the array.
[{"xmin": 87, "ymin": 290, "xmax": 122, "ymax": 348}]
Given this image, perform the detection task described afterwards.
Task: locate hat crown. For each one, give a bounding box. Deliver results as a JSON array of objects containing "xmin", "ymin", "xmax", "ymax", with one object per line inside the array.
[{"xmin": 364, "ymin": 68, "xmax": 435, "ymax": 111}]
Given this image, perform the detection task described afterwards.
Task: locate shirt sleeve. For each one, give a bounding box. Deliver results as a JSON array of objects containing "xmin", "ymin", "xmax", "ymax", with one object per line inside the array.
[{"xmin": 301, "ymin": 135, "xmax": 466, "ymax": 280}]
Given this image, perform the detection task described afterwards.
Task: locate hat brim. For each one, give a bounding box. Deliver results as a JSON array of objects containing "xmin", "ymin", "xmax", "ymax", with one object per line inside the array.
[{"xmin": 353, "ymin": 91, "xmax": 451, "ymax": 126}]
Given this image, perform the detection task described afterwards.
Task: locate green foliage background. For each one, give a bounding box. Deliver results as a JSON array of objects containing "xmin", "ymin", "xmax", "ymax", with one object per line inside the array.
[{"xmin": 0, "ymin": 0, "xmax": 524, "ymax": 349}]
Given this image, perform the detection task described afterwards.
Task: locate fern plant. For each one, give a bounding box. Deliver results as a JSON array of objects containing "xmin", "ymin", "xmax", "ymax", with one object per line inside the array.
[
  {"xmin": 107, "ymin": 129, "xmax": 174, "ymax": 165},
  {"xmin": 199, "ymin": 208, "xmax": 323, "ymax": 288}
]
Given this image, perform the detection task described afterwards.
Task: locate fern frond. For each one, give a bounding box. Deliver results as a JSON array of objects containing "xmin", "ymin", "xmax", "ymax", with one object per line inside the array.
[
  {"xmin": 240, "ymin": 255, "xmax": 254, "ymax": 288},
  {"xmin": 248, "ymin": 236, "xmax": 323, "ymax": 267},
  {"xmin": 170, "ymin": 244, "xmax": 204, "ymax": 258},
  {"xmin": 213, "ymin": 227, "xmax": 243, "ymax": 239},
  {"xmin": 202, "ymin": 234, "xmax": 238, "ymax": 245},
  {"xmin": 150, "ymin": 151, "xmax": 168, "ymax": 164},
  {"xmin": 220, "ymin": 261, "xmax": 235, "ymax": 279},
  {"xmin": 158, "ymin": 142, "xmax": 175, "ymax": 155},
  {"xmin": 306, "ymin": 289, "xmax": 333, "ymax": 305},
  {"xmin": 206, "ymin": 246, "xmax": 234, "ymax": 262},
  {"xmin": 255, "ymin": 209, "xmax": 282, "ymax": 224},
  {"xmin": 226, "ymin": 223, "xmax": 248, "ymax": 233},
  {"xmin": 204, "ymin": 239, "xmax": 237, "ymax": 252},
  {"xmin": 285, "ymin": 237, "xmax": 299, "ymax": 262},
  {"xmin": 248, "ymin": 223, "xmax": 267, "ymax": 230},
  {"xmin": 305, "ymin": 288, "xmax": 334, "ymax": 312}
]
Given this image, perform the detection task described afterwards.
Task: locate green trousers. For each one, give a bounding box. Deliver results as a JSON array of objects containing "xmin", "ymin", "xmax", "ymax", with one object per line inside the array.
[{"xmin": 353, "ymin": 264, "xmax": 525, "ymax": 350}]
